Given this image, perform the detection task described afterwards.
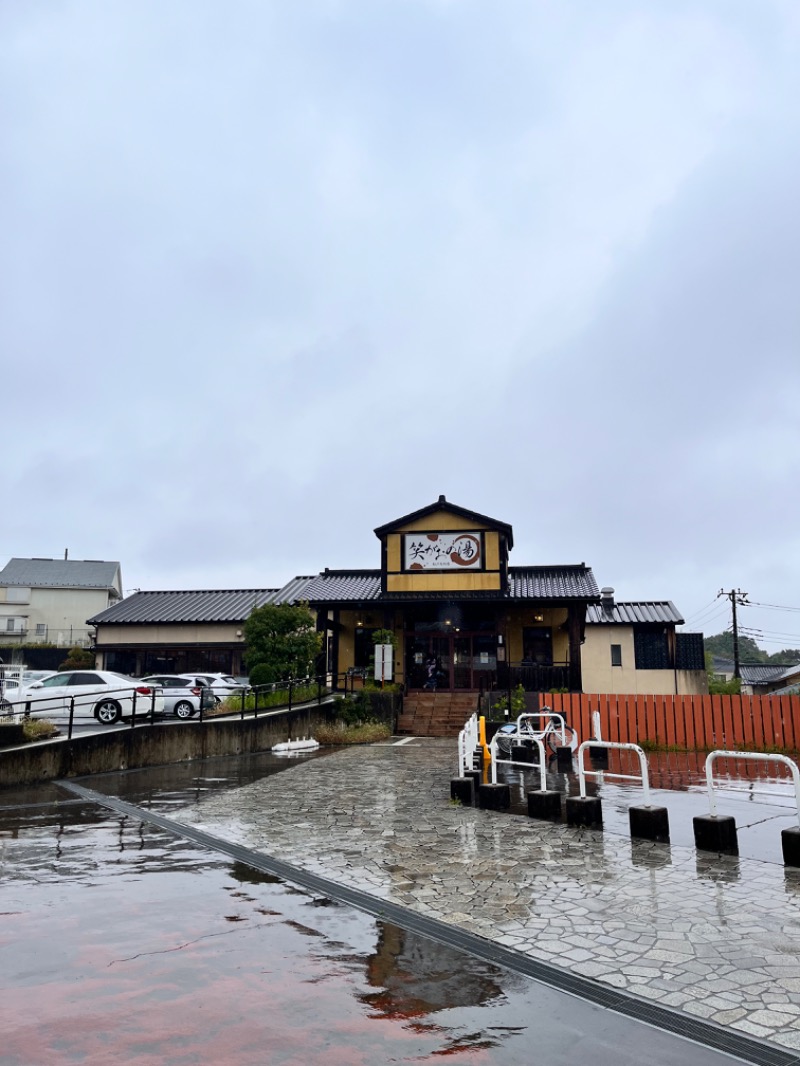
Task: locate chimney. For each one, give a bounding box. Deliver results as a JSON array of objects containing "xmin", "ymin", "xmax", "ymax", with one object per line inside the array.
[
  {"xmin": 600, "ymin": 587, "xmax": 615, "ymax": 611},
  {"xmin": 64, "ymin": 548, "xmax": 69, "ymax": 560}
]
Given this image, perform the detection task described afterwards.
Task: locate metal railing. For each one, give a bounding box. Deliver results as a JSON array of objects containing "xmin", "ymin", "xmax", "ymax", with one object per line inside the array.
[
  {"xmin": 457, "ymin": 713, "xmax": 479, "ymax": 776},
  {"xmin": 0, "ymin": 673, "xmax": 348, "ymax": 745},
  {"xmin": 575, "ymin": 740, "xmax": 653, "ymax": 806},
  {"xmin": 703, "ymin": 750, "xmax": 800, "ymax": 827}
]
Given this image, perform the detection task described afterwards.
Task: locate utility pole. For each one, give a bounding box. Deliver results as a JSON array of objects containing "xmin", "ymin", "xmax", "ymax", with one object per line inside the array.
[{"xmin": 718, "ymin": 589, "xmax": 749, "ymax": 678}]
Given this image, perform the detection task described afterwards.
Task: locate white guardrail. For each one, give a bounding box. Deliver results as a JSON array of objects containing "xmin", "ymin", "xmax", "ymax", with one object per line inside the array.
[
  {"xmin": 457, "ymin": 713, "xmax": 480, "ymax": 776},
  {"xmin": 576, "ymin": 740, "xmax": 653, "ymax": 806},
  {"xmin": 704, "ymin": 750, "xmax": 800, "ymax": 827},
  {"xmin": 490, "ymin": 733, "xmax": 548, "ymax": 792}
]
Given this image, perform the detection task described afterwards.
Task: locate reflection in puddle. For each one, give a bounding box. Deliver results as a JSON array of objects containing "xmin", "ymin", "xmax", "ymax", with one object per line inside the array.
[{"xmin": 0, "ymin": 803, "xmax": 534, "ymax": 1065}]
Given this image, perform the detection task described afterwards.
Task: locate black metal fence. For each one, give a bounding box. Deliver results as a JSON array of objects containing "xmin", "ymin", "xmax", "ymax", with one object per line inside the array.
[{"xmin": 0, "ymin": 673, "xmax": 347, "ymax": 745}]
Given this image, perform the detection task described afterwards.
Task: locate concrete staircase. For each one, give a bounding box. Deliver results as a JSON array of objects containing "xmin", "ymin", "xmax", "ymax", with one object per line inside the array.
[{"xmin": 396, "ymin": 691, "xmax": 481, "ymax": 737}]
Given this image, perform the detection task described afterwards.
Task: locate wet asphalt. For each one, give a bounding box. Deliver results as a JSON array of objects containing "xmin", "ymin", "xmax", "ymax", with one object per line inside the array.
[{"xmin": 0, "ymin": 740, "xmax": 799, "ymax": 1064}]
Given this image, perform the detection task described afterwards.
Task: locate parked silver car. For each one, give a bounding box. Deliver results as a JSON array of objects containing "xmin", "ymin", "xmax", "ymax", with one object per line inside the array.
[
  {"xmin": 176, "ymin": 673, "xmax": 246, "ymax": 704},
  {"xmin": 140, "ymin": 675, "xmax": 216, "ymax": 719}
]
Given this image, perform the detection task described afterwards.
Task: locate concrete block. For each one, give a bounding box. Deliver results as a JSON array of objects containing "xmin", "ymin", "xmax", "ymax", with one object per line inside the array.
[
  {"xmin": 693, "ymin": 815, "xmax": 738, "ymax": 856},
  {"xmin": 566, "ymin": 795, "xmax": 603, "ymax": 829},
  {"xmin": 478, "ymin": 782, "xmax": 511, "ymax": 810},
  {"xmin": 629, "ymin": 804, "xmax": 670, "ymax": 843},
  {"xmin": 450, "ymin": 777, "xmax": 474, "ymax": 806},
  {"xmin": 782, "ymin": 826, "xmax": 800, "ymax": 868},
  {"xmin": 527, "ymin": 789, "xmax": 562, "ymax": 821}
]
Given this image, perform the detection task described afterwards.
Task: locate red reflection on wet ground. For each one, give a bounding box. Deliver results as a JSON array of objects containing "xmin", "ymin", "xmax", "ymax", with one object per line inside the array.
[{"xmin": 0, "ymin": 810, "xmax": 516, "ymax": 1065}]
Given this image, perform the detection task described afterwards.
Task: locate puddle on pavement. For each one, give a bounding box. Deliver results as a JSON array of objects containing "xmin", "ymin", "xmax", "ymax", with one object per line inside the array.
[
  {"xmin": 495, "ymin": 748, "xmax": 799, "ymax": 864},
  {"xmin": 0, "ymin": 791, "xmax": 739, "ymax": 1066}
]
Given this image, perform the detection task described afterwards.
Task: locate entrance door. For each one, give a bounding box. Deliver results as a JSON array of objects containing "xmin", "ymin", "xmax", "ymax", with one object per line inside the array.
[{"xmin": 406, "ymin": 633, "xmax": 497, "ymax": 690}]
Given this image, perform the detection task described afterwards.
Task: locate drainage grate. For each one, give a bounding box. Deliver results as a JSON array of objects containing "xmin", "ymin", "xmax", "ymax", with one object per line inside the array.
[{"xmin": 57, "ymin": 779, "xmax": 799, "ymax": 1066}]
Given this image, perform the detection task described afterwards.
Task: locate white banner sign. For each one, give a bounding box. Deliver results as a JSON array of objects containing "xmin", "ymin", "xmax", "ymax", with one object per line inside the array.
[
  {"xmin": 374, "ymin": 644, "xmax": 394, "ymax": 682},
  {"xmin": 403, "ymin": 532, "xmax": 483, "ymax": 571}
]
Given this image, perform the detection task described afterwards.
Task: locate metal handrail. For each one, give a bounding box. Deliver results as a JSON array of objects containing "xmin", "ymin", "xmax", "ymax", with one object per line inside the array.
[
  {"xmin": 490, "ymin": 732, "xmax": 548, "ymax": 792},
  {"xmin": 576, "ymin": 740, "xmax": 653, "ymax": 807},
  {"xmin": 457, "ymin": 713, "xmax": 479, "ymax": 776},
  {"xmin": 704, "ymin": 750, "xmax": 800, "ymax": 827}
]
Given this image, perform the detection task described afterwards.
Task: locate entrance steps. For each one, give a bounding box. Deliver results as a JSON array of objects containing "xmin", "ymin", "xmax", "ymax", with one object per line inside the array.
[{"xmin": 397, "ymin": 691, "xmax": 480, "ymax": 737}]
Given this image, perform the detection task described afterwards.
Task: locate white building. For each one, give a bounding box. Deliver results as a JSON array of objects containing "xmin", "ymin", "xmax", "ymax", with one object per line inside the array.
[{"xmin": 0, "ymin": 557, "xmax": 122, "ymax": 648}]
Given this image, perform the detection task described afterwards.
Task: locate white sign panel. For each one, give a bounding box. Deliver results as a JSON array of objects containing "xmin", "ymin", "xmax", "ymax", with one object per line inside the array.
[
  {"xmin": 403, "ymin": 532, "xmax": 483, "ymax": 571},
  {"xmin": 374, "ymin": 644, "xmax": 394, "ymax": 682}
]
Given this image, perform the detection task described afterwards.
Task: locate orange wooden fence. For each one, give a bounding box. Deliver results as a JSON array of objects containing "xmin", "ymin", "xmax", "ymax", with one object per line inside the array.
[{"xmin": 540, "ymin": 692, "xmax": 800, "ymax": 753}]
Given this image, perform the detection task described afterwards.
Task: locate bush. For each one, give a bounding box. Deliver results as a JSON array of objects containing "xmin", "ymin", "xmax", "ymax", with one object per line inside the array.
[
  {"xmin": 58, "ymin": 646, "xmax": 94, "ymax": 671},
  {"xmin": 247, "ymin": 663, "xmax": 273, "ymax": 689},
  {"xmin": 315, "ymin": 722, "xmax": 391, "ymax": 745},
  {"xmin": 491, "ymin": 683, "xmax": 526, "ymax": 720}
]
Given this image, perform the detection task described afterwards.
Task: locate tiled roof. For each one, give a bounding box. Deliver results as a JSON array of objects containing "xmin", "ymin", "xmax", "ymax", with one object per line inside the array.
[
  {"xmin": 302, "ymin": 565, "xmax": 599, "ymax": 604},
  {"xmin": 711, "ymin": 658, "xmax": 796, "ymax": 685},
  {"xmin": 272, "ymin": 575, "xmax": 318, "ymax": 605},
  {"xmin": 0, "ymin": 557, "xmax": 120, "ymax": 589},
  {"xmin": 508, "ymin": 566, "xmax": 599, "ymax": 600},
  {"xmin": 88, "ymin": 589, "xmax": 279, "ymax": 625},
  {"xmin": 586, "ymin": 601, "xmax": 683, "ymax": 625},
  {"xmin": 303, "ymin": 571, "xmax": 383, "ymax": 603}
]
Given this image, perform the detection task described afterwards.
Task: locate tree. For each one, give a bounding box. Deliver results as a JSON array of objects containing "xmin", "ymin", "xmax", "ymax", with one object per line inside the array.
[
  {"xmin": 704, "ymin": 632, "xmax": 768, "ymax": 664},
  {"xmin": 243, "ymin": 602, "xmax": 321, "ymax": 683},
  {"xmin": 58, "ymin": 646, "xmax": 95, "ymax": 671}
]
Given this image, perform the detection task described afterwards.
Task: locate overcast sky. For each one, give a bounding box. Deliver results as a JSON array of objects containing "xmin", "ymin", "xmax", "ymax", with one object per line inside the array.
[{"xmin": 2, "ymin": 1, "xmax": 799, "ymax": 650}]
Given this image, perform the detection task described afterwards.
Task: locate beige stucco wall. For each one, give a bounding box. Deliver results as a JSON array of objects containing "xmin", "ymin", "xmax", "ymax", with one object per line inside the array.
[
  {"xmin": 95, "ymin": 622, "xmax": 244, "ymax": 645},
  {"xmin": 582, "ymin": 625, "xmax": 708, "ymax": 695},
  {"xmin": 0, "ymin": 587, "xmax": 115, "ymax": 645}
]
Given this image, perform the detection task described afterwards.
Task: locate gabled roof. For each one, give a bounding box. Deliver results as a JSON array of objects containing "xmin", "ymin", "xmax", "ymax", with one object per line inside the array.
[
  {"xmin": 586, "ymin": 601, "xmax": 683, "ymax": 625},
  {"xmin": 0, "ymin": 557, "xmax": 120, "ymax": 590},
  {"xmin": 301, "ymin": 564, "xmax": 598, "ymax": 604},
  {"xmin": 88, "ymin": 589, "xmax": 279, "ymax": 625},
  {"xmin": 374, "ymin": 495, "xmax": 514, "ymax": 549}
]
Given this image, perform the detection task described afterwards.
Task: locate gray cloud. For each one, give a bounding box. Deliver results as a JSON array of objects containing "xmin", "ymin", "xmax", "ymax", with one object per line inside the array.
[{"xmin": 2, "ymin": 1, "xmax": 799, "ymax": 646}]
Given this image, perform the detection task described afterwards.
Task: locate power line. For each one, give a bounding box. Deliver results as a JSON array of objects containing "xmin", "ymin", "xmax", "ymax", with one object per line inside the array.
[
  {"xmin": 683, "ymin": 598, "xmax": 722, "ymax": 624},
  {"xmin": 747, "ymin": 600, "xmax": 800, "ymax": 613}
]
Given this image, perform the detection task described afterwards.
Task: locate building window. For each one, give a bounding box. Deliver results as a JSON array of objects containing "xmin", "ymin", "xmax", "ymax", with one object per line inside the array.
[
  {"xmin": 36, "ymin": 623, "xmax": 48, "ymax": 637},
  {"xmin": 6, "ymin": 587, "xmax": 30, "ymax": 603},
  {"xmin": 633, "ymin": 628, "xmax": 671, "ymax": 670},
  {"xmin": 6, "ymin": 618, "xmax": 15, "ymax": 632},
  {"xmin": 610, "ymin": 644, "xmax": 622, "ymax": 667}
]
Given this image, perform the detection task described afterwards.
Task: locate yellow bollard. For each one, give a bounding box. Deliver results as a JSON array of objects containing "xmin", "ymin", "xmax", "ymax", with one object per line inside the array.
[{"xmin": 478, "ymin": 715, "xmax": 491, "ymax": 766}]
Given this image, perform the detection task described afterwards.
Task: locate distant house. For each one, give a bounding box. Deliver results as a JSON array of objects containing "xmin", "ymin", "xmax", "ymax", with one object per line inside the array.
[
  {"xmin": 712, "ymin": 656, "xmax": 800, "ymax": 695},
  {"xmin": 88, "ymin": 584, "xmax": 311, "ymax": 676},
  {"xmin": 0, "ymin": 557, "xmax": 122, "ymax": 648},
  {"xmin": 582, "ymin": 588, "xmax": 707, "ymax": 695}
]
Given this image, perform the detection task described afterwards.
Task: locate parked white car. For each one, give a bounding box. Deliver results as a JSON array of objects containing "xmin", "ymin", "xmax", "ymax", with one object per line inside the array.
[
  {"xmin": 140, "ymin": 675, "xmax": 216, "ymax": 718},
  {"xmin": 176, "ymin": 673, "xmax": 246, "ymax": 703},
  {"xmin": 18, "ymin": 671, "xmax": 163, "ymax": 724}
]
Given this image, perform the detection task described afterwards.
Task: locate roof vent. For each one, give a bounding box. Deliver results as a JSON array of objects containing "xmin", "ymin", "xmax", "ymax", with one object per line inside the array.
[
  {"xmin": 600, "ymin": 587, "xmax": 615, "ymax": 610},
  {"xmin": 438, "ymin": 494, "xmax": 446, "ymax": 504}
]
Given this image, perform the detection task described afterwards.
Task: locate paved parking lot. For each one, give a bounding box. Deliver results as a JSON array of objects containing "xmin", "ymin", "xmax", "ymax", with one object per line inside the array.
[{"xmin": 165, "ymin": 739, "xmax": 800, "ymax": 1059}]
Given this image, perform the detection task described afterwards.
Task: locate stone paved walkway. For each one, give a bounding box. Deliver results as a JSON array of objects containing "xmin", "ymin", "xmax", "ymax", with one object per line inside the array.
[{"xmin": 176, "ymin": 740, "xmax": 800, "ymax": 1056}]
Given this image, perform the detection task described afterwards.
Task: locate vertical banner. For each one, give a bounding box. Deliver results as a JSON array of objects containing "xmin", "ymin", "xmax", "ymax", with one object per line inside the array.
[{"xmin": 374, "ymin": 644, "xmax": 394, "ymax": 683}]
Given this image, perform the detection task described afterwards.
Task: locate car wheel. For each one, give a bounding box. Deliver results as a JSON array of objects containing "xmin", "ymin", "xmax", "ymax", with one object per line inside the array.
[
  {"xmin": 174, "ymin": 700, "xmax": 195, "ymax": 719},
  {"xmin": 95, "ymin": 699, "xmax": 122, "ymax": 725}
]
